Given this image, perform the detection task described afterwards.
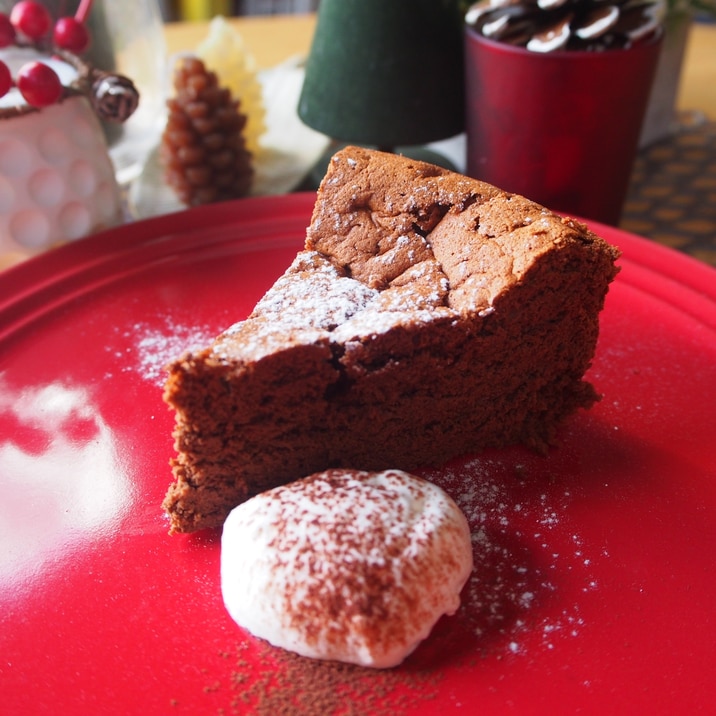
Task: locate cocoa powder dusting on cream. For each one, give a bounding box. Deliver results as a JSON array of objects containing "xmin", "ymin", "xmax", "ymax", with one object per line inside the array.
[{"xmin": 279, "ymin": 471, "xmax": 420, "ymax": 653}]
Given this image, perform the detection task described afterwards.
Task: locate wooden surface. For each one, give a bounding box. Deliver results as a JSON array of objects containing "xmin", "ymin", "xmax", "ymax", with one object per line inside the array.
[
  {"xmin": 678, "ymin": 21, "xmax": 716, "ymax": 119},
  {"xmin": 163, "ymin": 13, "xmax": 316, "ymax": 69}
]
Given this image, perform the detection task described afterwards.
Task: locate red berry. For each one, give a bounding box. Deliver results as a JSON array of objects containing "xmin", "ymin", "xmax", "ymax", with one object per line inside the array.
[
  {"xmin": 53, "ymin": 17, "xmax": 90, "ymax": 53},
  {"xmin": 17, "ymin": 61, "xmax": 63, "ymax": 107},
  {"xmin": 0, "ymin": 13, "xmax": 16, "ymax": 48},
  {"xmin": 0, "ymin": 60, "xmax": 11, "ymax": 98},
  {"xmin": 10, "ymin": 1, "xmax": 52, "ymax": 40}
]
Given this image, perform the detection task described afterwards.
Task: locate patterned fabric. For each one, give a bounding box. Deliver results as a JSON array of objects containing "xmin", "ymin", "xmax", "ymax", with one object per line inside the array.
[{"xmin": 622, "ymin": 118, "xmax": 716, "ymax": 266}]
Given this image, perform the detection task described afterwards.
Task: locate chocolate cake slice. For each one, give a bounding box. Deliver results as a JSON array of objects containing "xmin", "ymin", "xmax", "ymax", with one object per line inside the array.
[{"xmin": 162, "ymin": 146, "xmax": 620, "ymax": 533}]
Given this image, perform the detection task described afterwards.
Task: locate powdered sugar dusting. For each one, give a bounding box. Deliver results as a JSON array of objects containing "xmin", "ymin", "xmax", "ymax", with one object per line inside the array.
[
  {"xmin": 420, "ymin": 454, "xmax": 604, "ymax": 659},
  {"xmin": 211, "ymin": 250, "xmax": 461, "ymax": 363},
  {"xmin": 115, "ymin": 318, "xmax": 219, "ymax": 387},
  {"xmin": 244, "ymin": 252, "xmax": 378, "ymax": 332}
]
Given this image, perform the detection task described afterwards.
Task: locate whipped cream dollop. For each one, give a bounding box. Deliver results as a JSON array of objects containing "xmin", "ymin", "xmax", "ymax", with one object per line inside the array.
[
  {"xmin": 221, "ymin": 469, "xmax": 474, "ymax": 668},
  {"xmin": 466, "ymin": 0, "xmax": 664, "ymax": 52}
]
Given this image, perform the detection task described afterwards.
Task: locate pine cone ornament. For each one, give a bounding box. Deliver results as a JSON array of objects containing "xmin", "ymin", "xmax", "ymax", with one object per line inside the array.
[{"xmin": 161, "ymin": 57, "xmax": 254, "ymax": 206}]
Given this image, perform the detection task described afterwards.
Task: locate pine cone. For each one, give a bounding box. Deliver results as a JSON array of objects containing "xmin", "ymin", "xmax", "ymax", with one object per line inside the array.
[{"xmin": 161, "ymin": 57, "xmax": 254, "ymax": 206}]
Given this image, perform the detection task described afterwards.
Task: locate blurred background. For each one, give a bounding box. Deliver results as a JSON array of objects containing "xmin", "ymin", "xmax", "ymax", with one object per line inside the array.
[{"xmin": 161, "ymin": 0, "xmax": 319, "ymax": 20}]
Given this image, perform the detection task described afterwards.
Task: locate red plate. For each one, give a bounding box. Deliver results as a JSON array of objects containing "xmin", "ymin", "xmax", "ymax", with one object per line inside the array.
[{"xmin": 2, "ymin": 194, "xmax": 715, "ymax": 715}]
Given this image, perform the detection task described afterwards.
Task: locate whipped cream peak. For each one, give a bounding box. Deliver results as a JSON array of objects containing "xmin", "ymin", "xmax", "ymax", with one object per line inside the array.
[{"xmin": 220, "ymin": 469, "xmax": 474, "ymax": 668}]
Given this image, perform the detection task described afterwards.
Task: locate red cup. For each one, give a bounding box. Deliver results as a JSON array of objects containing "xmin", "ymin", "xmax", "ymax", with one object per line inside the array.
[{"xmin": 464, "ymin": 27, "xmax": 662, "ymax": 226}]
